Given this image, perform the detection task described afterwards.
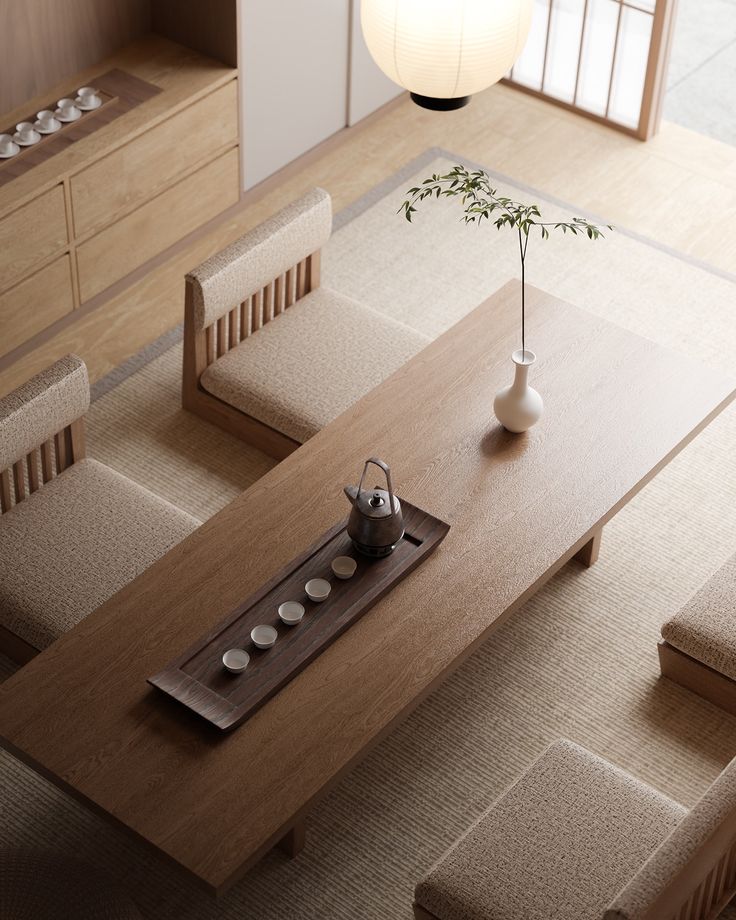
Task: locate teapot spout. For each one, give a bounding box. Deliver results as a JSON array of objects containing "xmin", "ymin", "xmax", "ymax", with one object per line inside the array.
[{"xmin": 344, "ymin": 484, "xmax": 359, "ymax": 506}]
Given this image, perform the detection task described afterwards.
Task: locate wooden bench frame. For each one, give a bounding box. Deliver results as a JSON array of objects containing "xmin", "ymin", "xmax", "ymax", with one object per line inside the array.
[
  {"xmin": 181, "ymin": 250, "xmax": 321, "ymax": 460},
  {"xmin": 659, "ymin": 640, "xmax": 736, "ymax": 718}
]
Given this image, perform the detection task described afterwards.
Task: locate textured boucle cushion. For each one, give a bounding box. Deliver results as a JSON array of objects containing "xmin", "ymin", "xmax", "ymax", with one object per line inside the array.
[
  {"xmin": 187, "ymin": 187, "xmax": 332, "ymax": 330},
  {"xmin": 605, "ymin": 754, "xmax": 736, "ymax": 919},
  {"xmin": 200, "ymin": 287, "xmax": 430, "ymax": 443},
  {"xmin": 0, "ymin": 353, "xmax": 89, "ymax": 471},
  {"xmin": 414, "ymin": 740, "xmax": 685, "ymax": 920},
  {"xmin": 661, "ymin": 553, "xmax": 736, "ymax": 679},
  {"xmin": 0, "ymin": 459, "xmax": 200, "ymax": 651}
]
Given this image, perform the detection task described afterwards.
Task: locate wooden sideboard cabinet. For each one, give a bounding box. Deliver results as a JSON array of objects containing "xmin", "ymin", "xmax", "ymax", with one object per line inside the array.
[{"xmin": 0, "ymin": 35, "xmax": 239, "ymax": 362}]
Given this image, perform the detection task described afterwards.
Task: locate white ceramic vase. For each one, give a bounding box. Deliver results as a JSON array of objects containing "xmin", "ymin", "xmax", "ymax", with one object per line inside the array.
[{"xmin": 493, "ymin": 349, "xmax": 544, "ymax": 433}]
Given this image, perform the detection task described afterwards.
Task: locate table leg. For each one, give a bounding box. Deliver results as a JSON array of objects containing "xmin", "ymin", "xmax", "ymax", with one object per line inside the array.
[
  {"xmin": 575, "ymin": 529, "xmax": 602, "ymax": 567},
  {"xmin": 278, "ymin": 820, "xmax": 306, "ymax": 858}
]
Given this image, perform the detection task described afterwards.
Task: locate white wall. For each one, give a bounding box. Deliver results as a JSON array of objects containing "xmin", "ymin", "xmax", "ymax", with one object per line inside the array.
[{"xmin": 239, "ymin": 0, "xmax": 350, "ymax": 189}]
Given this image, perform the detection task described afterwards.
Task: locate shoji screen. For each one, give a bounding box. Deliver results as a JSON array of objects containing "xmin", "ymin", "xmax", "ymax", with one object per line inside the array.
[{"xmin": 505, "ymin": 0, "xmax": 677, "ymax": 139}]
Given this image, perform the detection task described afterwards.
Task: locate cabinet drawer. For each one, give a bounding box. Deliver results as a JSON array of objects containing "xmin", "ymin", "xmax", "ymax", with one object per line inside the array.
[
  {"xmin": 0, "ymin": 186, "xmax": 68, "ymax": 292},
  {"xmin": 77, "ymin": 146, "xmax": 239, "ymax": 303},
  {"xmin": 71, "ymin": 80, "xmax": 238, "ymax": 238},
  {"xmin": 0, "ymin": 255, "xmax": 74, "ymax": 358}
]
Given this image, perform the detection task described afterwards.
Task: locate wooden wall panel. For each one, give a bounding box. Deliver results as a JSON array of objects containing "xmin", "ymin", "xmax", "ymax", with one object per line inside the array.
[{"xmin": 0, "ymin": 0, "xmax": 150, "ymax": 116}]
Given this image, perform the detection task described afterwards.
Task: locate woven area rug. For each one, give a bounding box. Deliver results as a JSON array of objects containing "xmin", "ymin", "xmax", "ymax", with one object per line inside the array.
[{"xmin": 2, "ymin": 149, "xmax": 736, "ymax": 919}]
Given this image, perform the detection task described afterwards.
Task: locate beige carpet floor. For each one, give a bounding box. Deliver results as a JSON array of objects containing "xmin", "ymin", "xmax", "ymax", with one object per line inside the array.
[{"xmin": 2, "ymin": 151, "xmax": 736, "ymax": 919}]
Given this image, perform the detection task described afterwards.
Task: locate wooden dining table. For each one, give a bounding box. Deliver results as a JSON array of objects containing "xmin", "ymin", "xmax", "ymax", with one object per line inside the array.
[{"xmin": 1, "ymin": 281, "xmax": 734, "ymax": 896}]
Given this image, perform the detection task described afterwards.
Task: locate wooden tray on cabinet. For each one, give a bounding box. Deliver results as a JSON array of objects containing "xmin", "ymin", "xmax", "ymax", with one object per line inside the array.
[{"xmin": 149, "ymin": 499, "xmax": 449, "ymax": 731}]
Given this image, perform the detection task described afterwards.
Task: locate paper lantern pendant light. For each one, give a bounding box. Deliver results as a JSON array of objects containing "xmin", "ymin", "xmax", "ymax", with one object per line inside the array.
[{"xmin": 361, "ymin": 0, "xmax": 533, "ymax": 110}]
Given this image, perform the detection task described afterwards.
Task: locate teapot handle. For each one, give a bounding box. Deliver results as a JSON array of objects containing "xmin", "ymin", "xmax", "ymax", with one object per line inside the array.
[{"xmin": 357, "ymin": 457, "xmax": 397, "ymax": 513}]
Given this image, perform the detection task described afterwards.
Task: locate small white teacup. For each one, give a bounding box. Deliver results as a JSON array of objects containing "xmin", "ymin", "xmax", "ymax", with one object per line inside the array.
[
  {"xmin": 36, "ymin": 109, "xmax": 61, "ymax": 133},
  {"xmin": 0, "ymin": 133, "xmax": 19, "ymax": 156},
  {"xmin": 76, "ymin": 86, "xmax": 101, "ymax": 109},
  {"xmin": 56, "ymin": 98, "xmax": 81, "ymax": 121}
]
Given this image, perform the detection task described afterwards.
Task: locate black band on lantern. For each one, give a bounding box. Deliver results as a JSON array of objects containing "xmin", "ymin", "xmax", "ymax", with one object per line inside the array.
[{"xmin": 410, "ymin": 93, "xmax": 471, "ymax": 111}]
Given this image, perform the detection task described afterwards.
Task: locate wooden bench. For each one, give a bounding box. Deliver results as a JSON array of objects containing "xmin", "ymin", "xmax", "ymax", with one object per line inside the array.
[
  {"xmin": 0, "ymin": 354, "xmax": 199, "ymax": 663},
  {"xmin": 182, "ymin": 187, "xmax": 429, "ymax": 459},
  {"xmin": 659, "ymin": 553, "xmax": 736, "ymax": 715}
]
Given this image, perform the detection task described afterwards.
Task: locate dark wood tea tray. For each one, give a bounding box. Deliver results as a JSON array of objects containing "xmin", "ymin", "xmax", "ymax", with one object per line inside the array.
[
  {"xmin": 0, "ymin": 69, "xmax": 161, "ymax": 187},
  {"xmin": 149, "ymin": 499, "xmax": 449, "ymax": 731}
]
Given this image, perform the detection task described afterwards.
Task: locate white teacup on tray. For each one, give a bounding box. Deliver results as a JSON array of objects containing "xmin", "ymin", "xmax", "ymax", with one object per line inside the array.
[
  {"xmin": 0, "ymin": 134, "xmax": 20, "ymax": 158},
  {"xmin": 56, "ymin": 99, "xmax": 82, "ymax": 122},
  {"xmin": 76, "ymin": 86, "xmax": 102, "ymax": 110},
  {"xmin": 222, "ymin": 648, "xmax": 249, "ymax": 674},
  {"xmin": 14, "ymin": 122, "xmax": 41, "ymax": 146},
  {"xmin": 35, "ymin": 110, "xmax": 62, "ymax": 134},
  {"xmin": 251, "ymin": 625, "xmax": 278, "ymax": 649},
  {"xmin": 278, "ymin": 601, "xmax": 305, "ymax": 625},
  {"xmin": 305, "ymin": 578, "xmax": 331, "ymax": 602}
]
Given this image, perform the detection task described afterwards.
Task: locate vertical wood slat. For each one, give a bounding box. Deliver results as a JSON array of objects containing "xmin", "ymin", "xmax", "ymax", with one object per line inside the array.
[
  {"xmin": 680, "ymin": 890, "xmax": 695, "ymax": 920},
  {"xmin": 689, "ymin": 878, "xmax": 707, "ymax": 919},
  {"xmin": 713, "ymin": 852, "xmax": 729, "ymax": 908},
  {"xmin": 41, "ymin": 440, "xmax": 53, "ymax": 482},
  {"xmin": 274, "ymin": 274, "xmax": 284, "ymax": 316},
  {"xmin": 216, "ymin": 315, "xmax": 227, "ymax": 358},
  {"xmin": 240, "ymin": 300, "xmax": 249, "ymax": 340},
  {"xmin": 725, "ymin": 840, "xmax": 736, "ymax": 886},
  {"xmin": 263, "ymin": 282, "xmax": 273, "ymax": 325},
  {"xmin": 26, "ymin": 450, "xmax": 40, "ymax": 493},
  {"xmin": 307, "ymin": 251, "xmax": 321, "ymax": 290},
  {"xmin": 251, "ymin": 290, "xmax": 263, "ymax": 332},
  {"xmin": 228, "ymin": 307, "xmax": 238, "ymax": 351},
  {"xmin": 0, "ymin": 468, "xmax": 11, "ymax": 513},
  {"xmin": 284, "ymin": 268, "xmax": 294, "ymax": 309},
  {"xmin": 12, "ymin": 460, "xmax": 25, "ymax": 504},
  {"xmin": 700, "ymin": 861, "xmax": 720, "ymax": 916},
  {"xmin": 69, "ymin": 418, "xmax": 86, "ymax": 463},
  {"xmin": 206, "ymin": 325, "xmax": 215, "ymax": 366},
  {"xmin": 296, "ymin": 260, "xmax": 305, "ymax": 300},
  {"xmin": 54, "ymin": 430, "xmax": 68, "ymax": 473}
]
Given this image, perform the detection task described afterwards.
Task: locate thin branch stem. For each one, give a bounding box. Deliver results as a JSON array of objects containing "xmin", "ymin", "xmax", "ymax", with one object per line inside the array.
[{"xmin": 518, "ymin": 228, "xmax": 526, "ymax": 355}]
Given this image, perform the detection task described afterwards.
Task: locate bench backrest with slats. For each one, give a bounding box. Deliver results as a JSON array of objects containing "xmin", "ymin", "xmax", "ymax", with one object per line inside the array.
[
  {"xmin": 0, "ymin": 354, "xmax": 89, "ymax": 514},
  {"xmin": 183, "ymin": 187, "xmax": 331, "ymax": 386}
]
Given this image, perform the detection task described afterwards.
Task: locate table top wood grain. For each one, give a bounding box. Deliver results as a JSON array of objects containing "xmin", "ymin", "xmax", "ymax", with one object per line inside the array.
[{"xmin": 1, "ymin": 282, "xmax": 733, "ymax": 895}]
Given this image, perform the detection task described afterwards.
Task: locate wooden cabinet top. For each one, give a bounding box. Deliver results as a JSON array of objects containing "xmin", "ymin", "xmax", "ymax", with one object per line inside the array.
[{"xmin": 0, "ymin": 34, "xmax": 237, "ymax": 216}]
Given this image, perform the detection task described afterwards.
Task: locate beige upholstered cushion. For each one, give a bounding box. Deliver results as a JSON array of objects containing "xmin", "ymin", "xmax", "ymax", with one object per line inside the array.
[
  {"xmin": 414, "ymin": 740, "xmax": 685, "ymax": 920},
  {"xmin": 200, "ymin": 287, "xmax": 430, "ymax": 443},
  {"xmin": 0, "ymin": 354, "xmax": 89, "ymax": 471},
  {"xmin": 187, "ymin": 187, "xmax": 332, "ymax": 330},
  {"xmin": 661, "ymin": 553, "xmax": 736, "ymax": 679},
  {"xmin": 0, "ymin": 459, "xmax": 199, "ymax": 651},
  {"xmin": 605, "ymin": 754, "xmax": 736, "ymax": 920}
]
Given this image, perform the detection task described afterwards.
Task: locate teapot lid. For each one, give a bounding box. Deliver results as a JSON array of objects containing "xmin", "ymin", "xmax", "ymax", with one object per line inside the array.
[{"xmin": 355, "ymin": 487, "xmax": 399, "ymax": 518}]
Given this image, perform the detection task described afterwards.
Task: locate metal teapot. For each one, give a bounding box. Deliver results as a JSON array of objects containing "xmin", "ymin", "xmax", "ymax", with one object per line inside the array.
[{"xmin": 344, "ymin": 458, "xmax": 404, "ymax": 557}]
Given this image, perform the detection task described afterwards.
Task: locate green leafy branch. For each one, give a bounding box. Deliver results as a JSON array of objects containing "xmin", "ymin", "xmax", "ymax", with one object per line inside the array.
[{"xmin": 400, "ymin": 165, "xmax": 612, "ymax": 353}]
